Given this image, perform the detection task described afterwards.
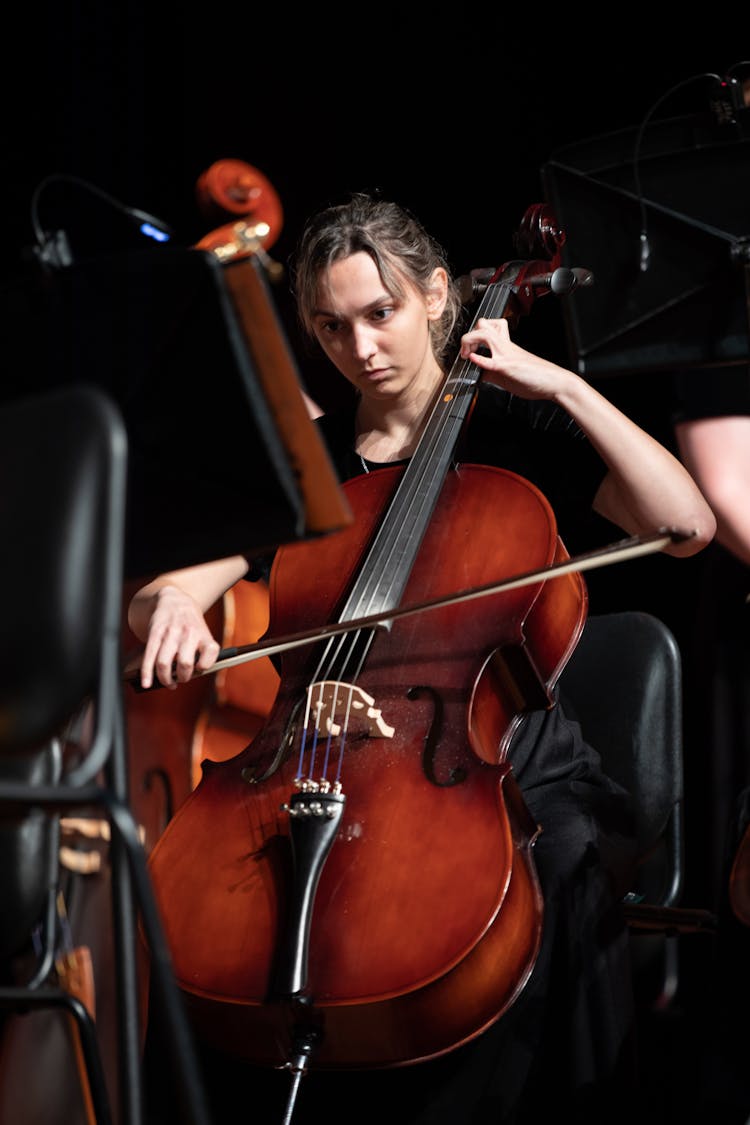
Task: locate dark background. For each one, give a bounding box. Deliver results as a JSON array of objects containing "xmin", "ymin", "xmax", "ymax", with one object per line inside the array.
[
  {"xmin": 4, "ymin": 25, "xmax": 746, "ymax": 465},
  {"xmin": 6, "ymin": 25, "xmax": 746, "ymax": 466},
  {"xmin": 6, "ymin": 22, "xmax": 746, "ymax": 391},
  {"xmin": 5, "ymin": 22, "xmax": 746, "ymax": 364},
  {"xmin": 3, "ymin": 21, "xmax": 750, "ymax": 1119},
  {"xmin": 4, "ymin": 20, "xmax": 749, "ymax": 894}
]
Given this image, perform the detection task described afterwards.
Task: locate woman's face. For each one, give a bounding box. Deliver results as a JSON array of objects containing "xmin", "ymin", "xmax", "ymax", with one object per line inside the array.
[{"xmin": 310, "ymin": 252, "xmax": 447, "ymax": 402}]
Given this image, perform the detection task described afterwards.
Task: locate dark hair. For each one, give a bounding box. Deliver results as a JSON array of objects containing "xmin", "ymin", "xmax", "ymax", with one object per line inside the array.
[{"xmin": 291, "ymin": 193, "xmax": 463, "ymax": 361}]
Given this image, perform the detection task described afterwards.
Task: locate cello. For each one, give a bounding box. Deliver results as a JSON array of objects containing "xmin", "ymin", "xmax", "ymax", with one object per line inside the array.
[
  {"xmin": 121, "ymin": 160, "xmax": 291, "ymax": 839},
  {"xmin": 143, "ymin": 202, "xmax": 595, "ymax": 1086}
]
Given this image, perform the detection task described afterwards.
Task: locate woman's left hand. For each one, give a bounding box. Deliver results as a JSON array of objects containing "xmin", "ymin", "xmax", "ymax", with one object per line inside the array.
[{"xmin": 459, "ymin": 317, "xmax": 573, "ymax": 401}]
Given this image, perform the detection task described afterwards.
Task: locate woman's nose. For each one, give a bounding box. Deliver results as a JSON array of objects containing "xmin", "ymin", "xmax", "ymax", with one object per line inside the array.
[{"xmin": 351, "ymin": 324, "xmax": 377, "ymax": 360}]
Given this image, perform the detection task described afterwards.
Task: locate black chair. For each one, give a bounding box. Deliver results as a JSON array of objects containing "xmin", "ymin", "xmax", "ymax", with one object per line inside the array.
[
  {"xmin": 0, "ymin": 386, "xmax": 212, "ymax": 1125},
  {"xmin": 557, "ymin": 610, "xmax": 717, "ymax": 1009}
]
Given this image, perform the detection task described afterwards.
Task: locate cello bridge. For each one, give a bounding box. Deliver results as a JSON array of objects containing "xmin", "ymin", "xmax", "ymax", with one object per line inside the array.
[{"xmin": 307, "ymin": 680, "xmax": 395, "ymax": 740}]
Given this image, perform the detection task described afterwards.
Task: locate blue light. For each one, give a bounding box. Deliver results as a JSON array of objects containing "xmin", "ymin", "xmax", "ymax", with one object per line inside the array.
[{"xmin": 140, "ymin": 222, "xmax": 170, "ymax": 243}]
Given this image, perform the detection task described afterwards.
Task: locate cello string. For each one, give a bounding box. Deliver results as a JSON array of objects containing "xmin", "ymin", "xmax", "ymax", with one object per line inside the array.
[
  {"xmin": 291, "ymin": 269, "xmax": 518, "ymax": 786},
  {"xmin": 334, "ymin": 277, "xmax": 511, "ymax": 623},
  {"xmin": 295, "ymin": 626, "xmax": 377, "ymax": 783}
]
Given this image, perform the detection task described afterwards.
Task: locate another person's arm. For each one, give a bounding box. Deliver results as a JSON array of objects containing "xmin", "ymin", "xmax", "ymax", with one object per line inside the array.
[{"xmin": 674, "ymin": 414, "xmax": 750, "ymax": 566}]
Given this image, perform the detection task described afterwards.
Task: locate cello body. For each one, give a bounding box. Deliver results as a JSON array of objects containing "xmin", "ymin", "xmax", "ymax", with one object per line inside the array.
[
  {"xmin": 147, "ymin": 465, "xmax": 586, "ymax": 1068},
  {"xmin": 188, "ymin": 578, "xmax": 280, "ymax": 790}
]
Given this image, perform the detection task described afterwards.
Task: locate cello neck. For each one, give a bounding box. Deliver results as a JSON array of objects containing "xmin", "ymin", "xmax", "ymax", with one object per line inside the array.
[{"xmin": 337, "ymin": 274, "xmax": 517, "ymax": 625}]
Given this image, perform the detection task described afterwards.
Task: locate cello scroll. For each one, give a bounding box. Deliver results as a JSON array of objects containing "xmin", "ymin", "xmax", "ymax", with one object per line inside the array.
[{"xmin": 193, "ymin": 158, "xmax": 285, "ymax": 278}]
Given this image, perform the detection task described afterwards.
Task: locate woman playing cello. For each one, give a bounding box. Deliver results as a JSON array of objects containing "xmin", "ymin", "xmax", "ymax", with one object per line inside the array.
[{"xmin": 129, "ymin": 194, "xmax": 715, "ymax": 1124}]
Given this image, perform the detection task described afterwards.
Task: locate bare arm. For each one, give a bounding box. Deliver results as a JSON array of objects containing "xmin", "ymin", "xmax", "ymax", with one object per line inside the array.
[
  {"xmin": 460, "ymin": 318, "xmax": 716, "ymax": 557},
  {"xmin": 127, "ymin": 388, "xmax": 321, "ymax": 690},
  {"xmin": 674, "ymin": 415, "xmax": 750, "ymax": 566},
  {"xmin": 127, "ymin": 554, "xmax": 250, "ymax": 688}
]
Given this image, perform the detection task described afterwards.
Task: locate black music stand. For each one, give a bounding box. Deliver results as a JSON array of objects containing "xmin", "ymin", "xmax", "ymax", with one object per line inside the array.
[
  {"xmin": 3, "ymin": 244, "xmax": 350, "ymax": 578},
  {"xmin": 542, "ymin": 106, "xmax": 750, "ymax": 379}
]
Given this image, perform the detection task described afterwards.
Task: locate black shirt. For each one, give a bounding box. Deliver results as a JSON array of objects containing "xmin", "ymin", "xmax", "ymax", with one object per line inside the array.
[{"xmin": 316, "ymin": 382, "xmax": 608, "ymax": 555}]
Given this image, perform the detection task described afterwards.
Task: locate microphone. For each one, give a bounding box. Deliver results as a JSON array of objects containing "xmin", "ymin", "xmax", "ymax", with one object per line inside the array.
[
  {"xmin": 639, "ymin": 232, "xmax": 651, "ymax": 273},
  {"xmin": 709, "ymin": 75, "xmax": 745, "ymax": 126},
  {"xmin": 634, "ymin": 69, "xmax": 747, "ymax": 275}
]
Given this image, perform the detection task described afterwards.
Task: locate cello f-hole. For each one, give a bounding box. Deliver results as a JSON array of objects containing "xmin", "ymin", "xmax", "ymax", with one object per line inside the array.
[{"xmin": 407, "ymin": 684, "xmax": 467, "ymax": 788}]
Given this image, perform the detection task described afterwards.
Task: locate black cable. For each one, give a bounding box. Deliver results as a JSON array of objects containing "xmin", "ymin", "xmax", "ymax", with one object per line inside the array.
[{"xmin": 632, "ymin": 70, "xmax": 723, "ymax": 274}]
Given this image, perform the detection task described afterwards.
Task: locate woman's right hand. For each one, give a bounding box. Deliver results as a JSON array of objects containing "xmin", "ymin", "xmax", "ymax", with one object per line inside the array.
[
  {"xmin": 127, "ymin": 554, "xmax": 251, "ymax": 689},
  {"xmin": 137, "ymin": 584, "xmax": 221, "ymax": 689}
]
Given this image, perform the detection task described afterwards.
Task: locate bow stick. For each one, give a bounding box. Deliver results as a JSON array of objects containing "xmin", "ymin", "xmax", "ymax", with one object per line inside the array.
[{"xmin": 126, "ymin": 527, "xmax": 693, "ymax": 691}]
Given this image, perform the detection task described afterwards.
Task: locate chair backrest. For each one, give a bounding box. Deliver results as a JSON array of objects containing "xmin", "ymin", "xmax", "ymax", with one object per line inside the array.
[
  {"xmin": 557, "ymin": 610, "xmax": 684, "ymax": 907},
  {"xmin": 0, "ymin": 384, "xmax": 127, "ymax": 759},
  {"xmin": 0, "ymin": 383, "xmax": 212, "ymax": 1125},
  {"xmin": 0, "ymin": 384, "xmax": 127, "ymax": 962}
]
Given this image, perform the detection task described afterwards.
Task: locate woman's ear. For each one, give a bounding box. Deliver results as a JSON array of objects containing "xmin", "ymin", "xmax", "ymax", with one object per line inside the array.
[{"xmin": 426, "ymin": 267, "xmax": 449, "ymax": 320}]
